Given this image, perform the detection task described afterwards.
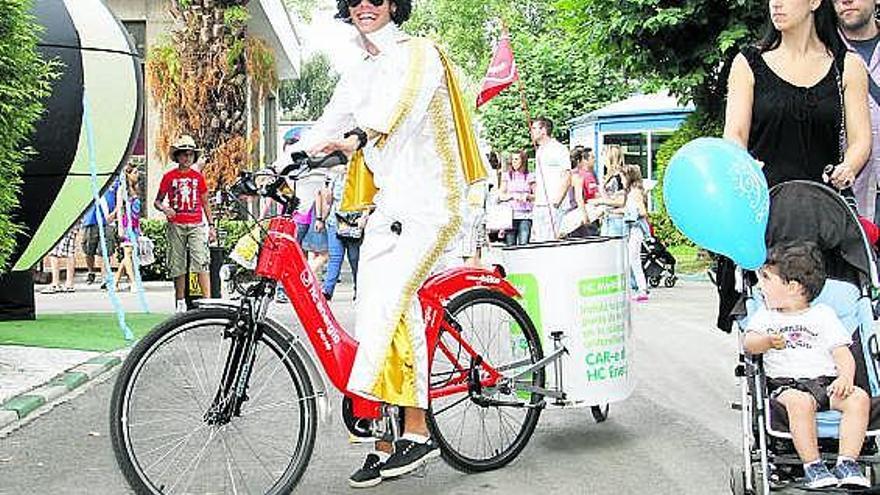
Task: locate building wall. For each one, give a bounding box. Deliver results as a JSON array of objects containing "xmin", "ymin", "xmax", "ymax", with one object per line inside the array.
[{"xmin": 104, "ymin": 0, "xmax": 174, "ymax": 218}]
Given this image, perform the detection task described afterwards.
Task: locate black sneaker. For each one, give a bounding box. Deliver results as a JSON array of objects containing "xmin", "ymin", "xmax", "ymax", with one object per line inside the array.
[
  {"xmin": 379, "ymin": 438, "xmax": 440, "ymax": 478},
  {"xmin": 86, "ymin": 273, "xmax": 96, "ymax": 285},
  {"xmin": 349, "ymin": 453, "xmax": 385, "ymax": 489}
]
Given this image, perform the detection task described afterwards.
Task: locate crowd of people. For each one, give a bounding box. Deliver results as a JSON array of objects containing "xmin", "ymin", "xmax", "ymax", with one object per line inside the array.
[
  {"xmin": 483, "ymin": 136, "xmax": 652, "ymax": 302},
  {"xmin": 40, "ymin": 160, "xmax": 146, "ymax": 295}
]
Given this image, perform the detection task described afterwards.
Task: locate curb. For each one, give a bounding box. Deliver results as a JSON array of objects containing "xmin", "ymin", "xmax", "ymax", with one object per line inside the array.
[{"xmin": 0, "ymin": 350, "xmax": 128, "ymax": 430}]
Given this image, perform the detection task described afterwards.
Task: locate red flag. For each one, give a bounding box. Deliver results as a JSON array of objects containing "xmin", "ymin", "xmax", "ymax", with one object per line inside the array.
[{"xmin": 476, "ymin": 31, "xmax": 519, "ymax": 108}]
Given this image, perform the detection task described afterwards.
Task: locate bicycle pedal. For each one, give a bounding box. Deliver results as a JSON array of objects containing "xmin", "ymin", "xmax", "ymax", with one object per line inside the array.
[{"xmin": 348, "ymin": 433, "xmax": 379, "ymax": 444}]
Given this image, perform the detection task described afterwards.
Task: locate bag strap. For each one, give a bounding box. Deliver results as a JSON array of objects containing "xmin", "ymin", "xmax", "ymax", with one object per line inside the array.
[{"xmin": 834, "ymin": 52, "xmax": 847, "ymax": 165}]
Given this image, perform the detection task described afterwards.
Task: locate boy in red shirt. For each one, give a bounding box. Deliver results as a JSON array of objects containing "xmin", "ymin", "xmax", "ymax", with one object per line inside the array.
[{"xmin": 154, "ymin": 135, "xmax": 215, "ymax": 312}]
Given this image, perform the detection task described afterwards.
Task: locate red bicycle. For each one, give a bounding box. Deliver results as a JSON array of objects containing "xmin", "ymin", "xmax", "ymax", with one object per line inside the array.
[{"xmin": 109, "ymin": 154, "xmax": 547, "ymax": 494}]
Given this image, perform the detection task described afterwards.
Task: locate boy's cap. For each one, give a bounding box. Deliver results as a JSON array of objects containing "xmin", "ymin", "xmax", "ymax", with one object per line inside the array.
[{"xmin": 170, "ymin": 135, "xmax": 201, "ymax": 163}]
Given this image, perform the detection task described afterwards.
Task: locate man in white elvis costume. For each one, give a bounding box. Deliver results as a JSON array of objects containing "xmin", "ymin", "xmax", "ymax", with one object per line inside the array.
[{"xmin": 288, "ymin": 0, "xmax": 486, "ymax": 487}]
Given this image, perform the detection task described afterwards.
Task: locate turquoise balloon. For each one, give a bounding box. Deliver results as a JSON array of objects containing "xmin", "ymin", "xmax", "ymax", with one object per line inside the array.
[{"xmin": 663, "ymin": 137, "xmax": 769, "ymax": 270}]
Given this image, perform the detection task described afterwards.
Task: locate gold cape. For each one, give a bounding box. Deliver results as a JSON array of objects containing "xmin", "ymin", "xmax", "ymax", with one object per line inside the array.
[{"xmin": 340, "ymin": 40, "xmax": 487, "ymax": 212}]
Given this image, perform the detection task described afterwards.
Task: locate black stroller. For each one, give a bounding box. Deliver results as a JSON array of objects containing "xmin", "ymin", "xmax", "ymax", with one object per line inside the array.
[
  {"xmin": 642, "ymin": 235, "xmax": 677, "ymax": 288},
  {"xmin": 730, "ymin": 181, "xmax": 880, "ymax": 494}
]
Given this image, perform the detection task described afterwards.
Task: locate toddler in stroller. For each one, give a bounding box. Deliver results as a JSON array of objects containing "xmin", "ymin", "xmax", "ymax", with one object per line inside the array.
[
  {"xmin": 732, "ymin": 181, "xmax": 880, "ymax": 494},
  {"xmin": 641, "ymin": 235, "xmax": 677, "ymax": 288},
  {"xmin": 744, "ymin": 242, "xmax": 870, "ymax": 489}
]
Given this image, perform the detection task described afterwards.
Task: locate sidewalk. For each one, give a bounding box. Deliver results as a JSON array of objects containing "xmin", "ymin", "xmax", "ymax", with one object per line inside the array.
[
  {"xmin": 0, "ymin": 272, "xmax": 357, "ymax": 432},
  {"xmin": 0, "ymin": 280, "xmax": 176, "ymax": 431}
]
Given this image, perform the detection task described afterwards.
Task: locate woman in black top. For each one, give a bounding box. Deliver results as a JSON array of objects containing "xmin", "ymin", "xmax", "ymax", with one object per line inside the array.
[
  {"xmin": 715, "ymin": 0, "xmax": 871, "ymax": 335},
  {"xmin": 724, "ymin": 0, "xmax": 870, "ymax": 190}
]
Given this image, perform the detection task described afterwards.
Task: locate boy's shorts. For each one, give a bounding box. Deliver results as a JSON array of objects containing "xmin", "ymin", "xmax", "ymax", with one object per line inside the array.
[
  {"xmin": 82, "ymin": 224, "xmax": 117, "ymax": 256},
  {"xmin": 768, "ymin": 376, "xmax": 836, "ymax": 411},
  {"xmin": 166, "ymin": 223, "xmax": 209, "ymax": 278}
]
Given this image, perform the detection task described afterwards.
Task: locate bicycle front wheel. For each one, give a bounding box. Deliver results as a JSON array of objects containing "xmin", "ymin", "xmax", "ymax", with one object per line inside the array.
[
  {"xmin": 428, "ymin": 288, "xmax": 545, "ymax": 473},
  {"xmin": 109, "ymin": 308, "xmax": 317, "ymax": 495}
]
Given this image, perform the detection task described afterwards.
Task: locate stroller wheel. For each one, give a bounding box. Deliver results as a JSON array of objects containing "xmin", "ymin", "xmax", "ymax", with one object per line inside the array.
[
  {"xmin": 590, "ymin": 404, "xmax": 609, "ymax": 423},
  {"xmin": 729, "ymin": 467, "xmax": 750, "ymax": 495},
  {"xmin": 664, "ymin": 276, "xmax": 677, "ymax": 288},
  {"xmin": 648, "ymin": 276, "xmax": 661, "ymax": 288}
]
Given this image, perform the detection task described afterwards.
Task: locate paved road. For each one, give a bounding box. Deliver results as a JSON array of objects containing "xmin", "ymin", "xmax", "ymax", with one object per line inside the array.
[{"xmin": 0, "ymin": 281, "xmax": 743, "ymax": 494}]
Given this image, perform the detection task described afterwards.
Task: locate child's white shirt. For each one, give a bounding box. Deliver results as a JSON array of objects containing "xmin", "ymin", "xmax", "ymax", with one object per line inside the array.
[{"xmin": 747, "ymin": 303, "xmax": 851, "ymax": 379}]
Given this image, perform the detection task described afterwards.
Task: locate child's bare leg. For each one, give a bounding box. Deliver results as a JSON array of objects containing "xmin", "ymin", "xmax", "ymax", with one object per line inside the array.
[
  {"xmin": 778, "ymin": 390, "xmax": 820, "ymax": 462},
  {"xmin": 833, "ymin": 387, "xmax": 870, "ymax": 458},
  {"xmin": 63, "ymin": 255, "xmax": 75, "ymax": 288}
]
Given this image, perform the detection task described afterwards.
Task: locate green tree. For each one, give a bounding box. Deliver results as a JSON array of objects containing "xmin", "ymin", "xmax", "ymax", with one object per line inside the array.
[
  {"xmin": 556, "ymin": 0, "xmax": 766, "ymax": 122},
  {"xmin": 279, "ymin": 52, "xmax": 340, "ymax": 120},
  {"xmin": 479, "ymin": 33, "xmax": 633, "ymax": 152},
  {"xmin": 0, "ymin": 0, "xmax": 55, "ymax": 271},
  {"xmin": 283, "ymin": 0, "xmax": 321, "ymax": 22},
  {"xmin": 407, "ymin": 0, "xmax": 631, "ymax": 152}
]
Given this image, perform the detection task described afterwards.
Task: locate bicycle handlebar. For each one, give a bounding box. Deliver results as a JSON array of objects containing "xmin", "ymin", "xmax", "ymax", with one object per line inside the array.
[{"xmin": 230, "ymin": 151, "xmax": 349, "ymax": 198}]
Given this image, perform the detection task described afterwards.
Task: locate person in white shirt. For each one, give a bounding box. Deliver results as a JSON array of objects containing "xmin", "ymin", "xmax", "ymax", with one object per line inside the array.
[
  {"xmin": 290, "ymin": 0, "xmax": 486, "ymax": 487},
  {"xmin": 744, "ymin": 242, "xmax": 870, "ymax": 489},
  {"xmin": 528, "ymin": 117, "xmax": 570, "ymax": 242}
]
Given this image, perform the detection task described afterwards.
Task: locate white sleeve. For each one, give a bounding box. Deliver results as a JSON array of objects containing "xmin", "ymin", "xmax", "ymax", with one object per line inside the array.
[
  {"xmin": 746, "ymin": 308, "xmax": 772, "ymax": 334},
  {"xmin": 817, "ymin": 306, "xmax": 852, "ymax": 350},
  {"xmin": 290, "ymin": 74, "xmax": 357, "ymax": 155},
  {"xmin": 355, "ymin": 40, "xmax": 443, "ymax": 136}
]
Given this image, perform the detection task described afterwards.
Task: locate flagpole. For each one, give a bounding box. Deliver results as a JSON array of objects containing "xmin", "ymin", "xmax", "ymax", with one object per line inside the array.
[{"xmin": 503, "ymin": 22, "xmax": 559, "ymax": 240}]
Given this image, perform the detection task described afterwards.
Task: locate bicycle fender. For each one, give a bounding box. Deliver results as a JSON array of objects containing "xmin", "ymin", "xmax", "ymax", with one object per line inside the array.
[
  {"xmin": 263, "ymin": 317, "xmax": 332, "ymax": 425},
  {"xmin": 194, "ymin": 299, "xmax": 332, "ymax": 424},
  {"xmin": 418, "ymin": 266, "xmax": 521, "ymax": 303}
]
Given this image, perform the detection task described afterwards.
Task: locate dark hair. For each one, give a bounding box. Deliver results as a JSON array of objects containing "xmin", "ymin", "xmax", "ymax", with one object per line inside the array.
[
  {"xmin": 508, "ymin": 149, "xmax": 529, "ymax": 175},
  {"xmin": 487, "ymin": 151, "xmax": 501, "ymax": 170},
  {"xmin": 758, "ymin": 0, "xmax": 844, "ymax": 59},
  {"xmin": 533, "ymin": 117, "xmax": 553, "ymax": 137},
  {"xmin": 335, "ymin": 0, "xmax": 412, "ymax": 26},
  {"xmin": 765, "ymin": 242, "xmax": 826, "ymax": 302},
  {"xmin": 570, "ymin": 146, "xmax": 593, "ymax": 169}
]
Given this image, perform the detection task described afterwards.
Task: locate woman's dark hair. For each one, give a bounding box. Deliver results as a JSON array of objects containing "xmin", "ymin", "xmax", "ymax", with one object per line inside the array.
[
  {"xmin": 335, "ymin": 0, "xmax": 412, "ymax": 26},
  {"xmin": 570, "ymin": 146, "xmax": 593, "ymax": 169},
  {"xmin": 758, "ymin": 0, "xmax": 844, "ymax": 59},
  {"xmin": 508, "ymin": 149, "xmax": 529, "ymax": 176},
  {"xmin": 487, "ymin": 151, "xmax": 501, "ymax": 170}
]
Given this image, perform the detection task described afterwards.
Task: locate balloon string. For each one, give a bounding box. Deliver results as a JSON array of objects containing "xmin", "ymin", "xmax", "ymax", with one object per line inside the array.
[
  {"xmin": 83, "ymin": 93, "xmax": 134, "ymax": 342},
  {"xmin": 119, "ymin": 178, "xmax": 151, "ymax": 313}
]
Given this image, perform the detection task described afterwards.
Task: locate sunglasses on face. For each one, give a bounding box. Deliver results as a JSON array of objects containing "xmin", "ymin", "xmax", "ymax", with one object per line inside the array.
[{"xmin": 347, "ymin": 0, "xmax": 385, "ymax": 8}]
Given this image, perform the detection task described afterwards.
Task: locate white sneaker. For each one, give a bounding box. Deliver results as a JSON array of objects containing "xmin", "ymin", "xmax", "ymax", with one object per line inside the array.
[{"xmin": 175, "ymin": 300, "xmax": 187, "ymax": 313}]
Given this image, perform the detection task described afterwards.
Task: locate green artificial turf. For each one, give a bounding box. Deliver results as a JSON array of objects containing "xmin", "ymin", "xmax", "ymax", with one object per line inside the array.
[{"xmin": 0, "ymin": 313, "xmax": 171, "ymax": 352}]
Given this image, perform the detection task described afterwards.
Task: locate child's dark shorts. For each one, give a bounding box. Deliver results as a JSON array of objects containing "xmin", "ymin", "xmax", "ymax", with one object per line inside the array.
[{"xmin": 767, "ymin": 376, "xmax": 836, "ymax": 411}]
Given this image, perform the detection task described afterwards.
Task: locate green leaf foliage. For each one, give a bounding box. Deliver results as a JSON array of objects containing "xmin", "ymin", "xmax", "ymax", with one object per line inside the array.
[
  {"xmin": 0, "ymin": 0, "xmax": 56, "ymax": 271},
  {"xmin": 140, "ymin": 218, "xmax": 255, "ymax": 280},
  {"xmin": 407, "ymin": 0, "xmax": 632, "ymax": 153},
  {"xmin": 649, "ymin": 113, "xmax": 722, "ymax": 248},
  {"xmin": 555, "ymin": 0, "xmax": 767, "ymax": 121},
  {"xmin": 279, "ymin": 52, "xmax": 340, "ymax": 121}
]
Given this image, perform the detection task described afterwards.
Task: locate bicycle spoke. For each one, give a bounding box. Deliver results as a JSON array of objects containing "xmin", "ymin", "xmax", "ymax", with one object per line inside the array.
[
  {"xmin": 117, "ymin": 316, "xmax": 315, "ymax": 494},
  {"xmin": 168, "ymin": 426, "xmax": 220, "ymax": 494},
  {"xmin": 433, "ymin": 394, "xmax": 469, "ymax": 416},
  {"xmin": 429, "ymin": 292, "xmax": 543, "ymax": 470}
]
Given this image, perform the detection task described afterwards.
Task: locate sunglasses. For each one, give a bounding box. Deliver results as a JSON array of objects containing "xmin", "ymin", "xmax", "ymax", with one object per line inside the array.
[{"xmin": 346, "ymin": 0, "xmax": 385, "ymax": 8}]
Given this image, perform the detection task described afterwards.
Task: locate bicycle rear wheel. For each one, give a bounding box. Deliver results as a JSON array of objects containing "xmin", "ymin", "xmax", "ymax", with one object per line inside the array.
[
  {"xmin": 428, "ymin": 289, "xmax": 545, "ymax": 473},
  {"xmin": 109, "ymin": 308, "xmax": 317, "ymax": 495}
]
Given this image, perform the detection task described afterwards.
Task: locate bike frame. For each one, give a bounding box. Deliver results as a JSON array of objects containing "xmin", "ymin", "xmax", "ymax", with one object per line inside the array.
[{"xmin": 255, "ymin": 216, "xmax": 522, "ymax": 419}]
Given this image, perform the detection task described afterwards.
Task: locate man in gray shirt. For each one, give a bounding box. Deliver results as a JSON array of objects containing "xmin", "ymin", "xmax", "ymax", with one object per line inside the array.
[{"xmin": 836, "ymin": 0, "xmax": 880, "ymax": 221}]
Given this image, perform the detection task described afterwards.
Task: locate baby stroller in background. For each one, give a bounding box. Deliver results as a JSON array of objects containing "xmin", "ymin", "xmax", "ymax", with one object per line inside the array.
[
  {"xmin": 641, "ymin": 235, "xmax": 677, "ymax": 288},
  {"xmin": 731, "ymin": 181, "xmax": 880, "ymax": 494}
]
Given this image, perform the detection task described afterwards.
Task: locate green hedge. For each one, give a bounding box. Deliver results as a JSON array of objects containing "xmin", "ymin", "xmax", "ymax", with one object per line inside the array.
[
  {"xmin": 650, "ymin": 112, "xmax": 723, "ymax": 248},
  {"xmin": 0, "ymin": 0, "xmax": 56, "ymax": 271},
  {"xmin": 140, "ymin": 219, "xmax": 255, "ymax": 280}
]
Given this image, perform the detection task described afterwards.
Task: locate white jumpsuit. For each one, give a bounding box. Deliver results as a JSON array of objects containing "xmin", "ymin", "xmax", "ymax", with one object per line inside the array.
[{"xmin": 296, "ymin": 24, "xmax": 468, "ymax": 409}]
